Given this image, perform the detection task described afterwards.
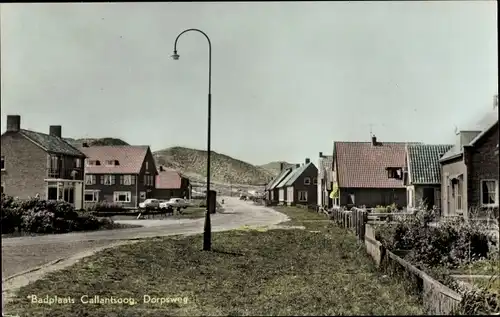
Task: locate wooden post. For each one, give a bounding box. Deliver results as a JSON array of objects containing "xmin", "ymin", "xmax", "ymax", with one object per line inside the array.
[
  {"xmin": 354, "ymin": 209, "xmax": 359, "ymax": 238},
  {"xmin": 360, "ymin": 210, "xmax": 367, "ymax": 241}
]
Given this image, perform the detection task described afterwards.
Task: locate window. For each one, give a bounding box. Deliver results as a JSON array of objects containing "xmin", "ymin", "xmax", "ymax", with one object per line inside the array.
[
  {"xmin": 105, "ymin": 160, "xmax": 115, "ymax": 166},
  {"xmin": 86, "ymin": 160, "xmax": 101, "ymax": 166},
  {"xmin": 313, "ymin": 178, "xmax": 318, "ymax": 185},
  {"xmin": 101, "ymin": 175, "xmax": 115, "ymax": 185},
  {"xmin": 145, "ymin": 161, "xmax": 149, "ymax": 170},
  {"xmin": 114, "ymin": 191, "xmax": 131, "ymax": 203},
  {"xmin": 1, "ymin": 156, "xmax": 4, "ymax": 170},
  {"xmin": 85, "ymin": 174, "xmax": 96, "ymax": 185},
  {"xmin": 304, "ymin": 177, "xmax": 311, "ymax": 185},
  {"xmin": 1, "ymin": 183, "xmax": 4, "ymax": 194},
  {"xmin": 455, "ymin": 180, "xmax": 463, "ymax": 211},
  {"xmin": 387, "ymin": 168, "xmax": 403, "ymax": 179},
  {"xmin": 84, "ymin": 190, "xmax": 99, "ymax": 202},
  {"xmin": 50, "ymin": 155, "xmax": 59, "ymax": 169},
  {"xmin": 139, "ymin": 191, "xmax": 146, "ymax": 200},
  {"xmin": 298, "ymin": 191, "xmax": 308, "ymax": 202},
  {"xmin": 348, "ymin": 193, "xmax": 355, "ymax": 205},
  {"xmin": 481, "ymin": 180, "xmax": 499, "ymax": 207},
  {"xmin": 144, "ymin": 175, "xmax": 154, "ymax": 186},
  {"xmin": 120, "ymin": 175, "xmax": 135, "ymax": 185},
  {"xmin": 74, "ymin": 158, "xmax": 82, "ymax": 168}
]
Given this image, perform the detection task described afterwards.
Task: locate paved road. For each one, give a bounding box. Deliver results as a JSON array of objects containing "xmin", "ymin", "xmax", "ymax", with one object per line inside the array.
[{"xmin": 1, "ymin": 197, "xmax": 289, "ymax": 279}]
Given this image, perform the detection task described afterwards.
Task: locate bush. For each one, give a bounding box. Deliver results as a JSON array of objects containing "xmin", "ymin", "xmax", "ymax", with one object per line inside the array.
[
  {"xmin": 376, "ymin": 207, "xmax": 493, "ymax": 268},
  {"xmin": 88, "ymin": 201, "xmax": 124, "ymax": 212},
  {"xmin": 1, "ymin": 194, "xmax": 117, "ymax": 234}
]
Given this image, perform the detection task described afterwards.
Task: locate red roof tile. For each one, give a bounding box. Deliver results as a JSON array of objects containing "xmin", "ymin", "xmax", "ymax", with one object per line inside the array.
[
  {"xmin": 156, "ymin": 168, "xmax": 182, "ymax": 189},
  {"xmin": 80, "ymin": 146, "xmax": 150, "ymax": 174},
  {"xmin": 335, "ymin": 142, "xmax": 411, "ymax": 188}
]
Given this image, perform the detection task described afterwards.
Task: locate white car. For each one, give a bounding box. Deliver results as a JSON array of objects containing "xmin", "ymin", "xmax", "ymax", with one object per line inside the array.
[
  {"xmin": 159, "ymin": 198, "xmax": 189, "ymax": 210},
  {"xmin": 139, "ymin": 199, "xmax": 161, "ymax": 210}
]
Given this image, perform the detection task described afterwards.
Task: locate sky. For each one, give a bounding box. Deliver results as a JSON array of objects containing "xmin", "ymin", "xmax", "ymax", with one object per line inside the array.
[{"xmin": 1, "ymin": 2, "xmax": 498, "ymax": 166}]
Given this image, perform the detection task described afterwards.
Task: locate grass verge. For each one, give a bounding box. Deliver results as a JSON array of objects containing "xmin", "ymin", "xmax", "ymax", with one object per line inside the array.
[{"xmin": 4, "ymin": 206, "xmax": 423, "ymax": 316}]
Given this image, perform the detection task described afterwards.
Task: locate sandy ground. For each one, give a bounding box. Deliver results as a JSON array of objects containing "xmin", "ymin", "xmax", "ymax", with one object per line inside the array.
[{"xmin": 1, "ymin": 197, "xmax": 289, "ymax": 309}]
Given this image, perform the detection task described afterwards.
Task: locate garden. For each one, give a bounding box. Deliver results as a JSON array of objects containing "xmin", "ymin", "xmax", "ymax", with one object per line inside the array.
[
  {"xmin": 374, "ymin": 205, "xmax": 499, "ymax": 315},
  {"xmin": 1, "ymin": 194, "xmax": 134, "ymax": 236}
]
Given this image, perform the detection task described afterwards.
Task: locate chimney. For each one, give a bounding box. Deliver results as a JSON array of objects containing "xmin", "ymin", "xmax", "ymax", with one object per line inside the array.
[
  {"xmin": 49, "ymin": 125, "xmax": 62, "ymax": 138},
  {"xmin": 319, "ymin": 152, "xmax": 323, "ymax": 158},
  {"xmin": 305, "ymin": 158, "xmax": 310, "ymax": 164},
  {"xmin": 279, "ymin": 162, "xmax": 285, "ymax": 171},
  {"xmin": 371, "ymin": 135, "xmax": 377, "ymax": 146},
  {"xmin": 159, "ymin": 165, "xmax": 164, "ymax": 171},
  {"xmin": 295, "ymin": 164, "xmax": 300, "ymax": 168},
  {"xmin": 82, "ymin": 142, "xmax": 89, "ymax": 148},
  {"xmin": 6, "ymin": 115, "xmax": 21, "ymax": 132}
]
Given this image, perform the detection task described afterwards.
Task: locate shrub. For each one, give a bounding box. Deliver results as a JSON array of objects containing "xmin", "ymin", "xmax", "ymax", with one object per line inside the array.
[
  {"xmin": 376, "ymin": 207, "xmax": 493, "ymax": 268},
  {"xmin": 1, "ymin": 195, "xmax": 117, "ymax": 234},
  {"xmin": 88, "ymin": 201, "xmax": 124, "ymax": 212}
]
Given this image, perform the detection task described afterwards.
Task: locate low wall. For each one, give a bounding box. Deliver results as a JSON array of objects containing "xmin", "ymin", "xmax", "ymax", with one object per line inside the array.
[{"xmin": 365, "ymin": 223, "xmax": 462, "ymax": 315}]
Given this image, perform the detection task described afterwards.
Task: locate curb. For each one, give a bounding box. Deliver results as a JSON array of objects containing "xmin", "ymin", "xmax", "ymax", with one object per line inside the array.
[{"xmin": 2, "ymin": 258, "xmax": 65, "ymax": 283}]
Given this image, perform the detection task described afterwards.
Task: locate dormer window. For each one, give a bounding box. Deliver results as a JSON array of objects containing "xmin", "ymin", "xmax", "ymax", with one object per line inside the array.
[
  {"xmin": 105, "ymin": 160, "xmax": 115, "ymax": 166},
  {"xmin": 86, "ymin": 160, "xmax": 101, "ymax": 166},
  {"xmin": 387, "ymin": 167, "xmax": 403, "ymax": 179}
]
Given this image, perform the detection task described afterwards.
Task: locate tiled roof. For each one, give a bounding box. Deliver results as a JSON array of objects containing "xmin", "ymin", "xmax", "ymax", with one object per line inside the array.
[
  {"xmin": 80, "ymin": 145, "xmax": 151, "ymax": 174},
  {"xmin": 335, "ymin": 141, "xmax": 415, "ymax": 188},
  {"xmin": 19, "ymin": 129, "xmax": 85, "ymax": 157},
  {"xmin": 276, "ymin": 165, "xmax": 303, "ymax": 188},
  {"xmin": 318, "ymin": 156, "xmax": 333, "ymax": 179},
  {"xmin": 156, "ymin": 168, "xmax": 182, "ymax": 189},
  {"xmin": 268, "ymin": 168, "xmax": 293, "ymax": 190},
  {"xmin": 284, "ymin": 162, "xmax": 316, "ymax": 187},
  {"xmin": 407, "ymin": 144, "xmax": 453, "ymax": 185}
]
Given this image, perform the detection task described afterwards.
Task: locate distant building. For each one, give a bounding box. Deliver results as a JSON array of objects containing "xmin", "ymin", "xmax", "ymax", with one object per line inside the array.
[
  {"xmin": 332, "ymin": 136, "xmax": 417, "ymax": 208},
  {"xmin": 154, "ymin": 166, "xmax": 192, "ymax": 200},
  {"xmin": 1, "ymin": 115, "xmax": 86, "ymax": 209},
  {"xmin": 80, "ymin": 145, "xmax": 157, "ymax": 209},
  {"xmin": 275, "ymin": 158, "xmax": 318, "ymax": 206},
  {"xmin": 405, "ymin": 144, "xmax": 453, "ymax": 211},
  {"xmin": 317, "ymin": 152, "xmax": 333, "ymax": 209}
]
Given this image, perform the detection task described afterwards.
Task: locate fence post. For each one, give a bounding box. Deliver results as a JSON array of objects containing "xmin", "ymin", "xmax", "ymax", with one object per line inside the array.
[
  {"xmin": 354, "ymin": 209, "xmax": 359, "ymax": 238},
  {"xmin": 360, "ymin": 210, "xmax": 367, "ymax": 241}
]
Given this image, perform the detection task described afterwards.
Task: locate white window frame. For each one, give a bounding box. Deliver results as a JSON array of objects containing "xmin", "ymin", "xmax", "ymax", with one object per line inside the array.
[
  {"xmin": 454, "ymin": 180, "xmax": 463, "ymax": 212},
  {"xmin": 313, "ymin": 178, "xmax": 318, "ymax": 185},
  {"xmin": 85, "ymin": 174, "xmax": 96, "ymax": 185},
  {"xmin": 84, "ymin": 190, "xmax": 99, "ymax": 202},
  {"xmin": 86, "ymin": 159, "xmax": 94, "ymax": 167},
  {"xmin": 298, "ymin": 190, "xmax": 308, "ymax": 202},
  {"xmin": 480, "ymin": 179, "xmax": 499, "ymax": 207},
  {"xmin": 104, "ymin": 174, "xmax": 114, "ymax": 185},
  {"xmin": 144, "ymin": 175, "xmax": 154, "ymax": 186},
  {"xmin": 123, "ymin": 175, "xmax": 134, "ymax": 185},
  {"xmin": 105, "ymin": 160, "xmax": 115, "ymax": 167},
  {"xmin": 1, "ymin": 156, "xmax": 5, "ymax": 171},
  {"xmin": 75, "ymin": 158, "xmax": 82, "ymax": 168},
  {"xmin": 145, "ymin": 161, "xmax": 149, "ymax": 170},
  {"xmin": 114, "ymin": 191, "xmax": 132, "ymax": 203},
  {"xmin": 304, "ymin": 177, "xmax": 311, "ymax": 185}
]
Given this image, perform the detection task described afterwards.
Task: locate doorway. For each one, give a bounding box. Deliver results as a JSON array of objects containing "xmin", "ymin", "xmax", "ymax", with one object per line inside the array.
[{"xmin": 422, "ymin": 187, "xmax": 435, "ymax": 210}]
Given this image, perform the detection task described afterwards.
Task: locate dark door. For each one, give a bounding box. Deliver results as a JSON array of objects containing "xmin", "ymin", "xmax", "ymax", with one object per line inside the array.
[{"xmin": 422, "ymin": 187, "xmax": 435, "ymax": 210}]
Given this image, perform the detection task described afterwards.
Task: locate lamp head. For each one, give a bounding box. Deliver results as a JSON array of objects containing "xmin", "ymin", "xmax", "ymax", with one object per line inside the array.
[{"xmin": 171, "ymin": 51, "xmax": 180, "ymax": 60}]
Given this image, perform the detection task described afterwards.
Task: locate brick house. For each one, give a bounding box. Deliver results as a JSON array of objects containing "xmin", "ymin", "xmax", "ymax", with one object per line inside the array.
[
  {"xmin": 405, "ymin": 144, "xmax": 453, "ymax": 211},
  {"xmin": 154, "ymin": 166, "xmax": 192, "ymax": 200},
  {"xmin": 79, "ymin": 145, "xmax": 158, "ymax": 209},
  {"xmin": 317, "ymin": 152, "xmax": 333, "ymax": 209},
  {"xmin": 332, "ymin": 136, "xmax": 417, "ymax": 208},
  {"xmin": 1, "ymin": 115, "xmax": 86, "ymax": 209},
  {"xmin": 275, "ymin": 158, "xmax": 318, "ymax": 206},
  {"xmin": 440, "ymin": 105, "xmax": 499, "ymax": 219},
  {"xmin": 265, "ymin": 163, "xmax": 293, "ymax": 205}
]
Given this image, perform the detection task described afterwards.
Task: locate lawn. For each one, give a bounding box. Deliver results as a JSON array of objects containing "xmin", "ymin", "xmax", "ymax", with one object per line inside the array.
[{"xmin": 4, "ymin": 206, "xmax": 423, "ymax": 317}]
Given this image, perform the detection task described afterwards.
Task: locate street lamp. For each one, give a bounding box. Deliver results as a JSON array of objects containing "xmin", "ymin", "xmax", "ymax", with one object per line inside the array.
[{"xmin": 172, "ymin": 28, "xmax": 213, "ymax": 251}]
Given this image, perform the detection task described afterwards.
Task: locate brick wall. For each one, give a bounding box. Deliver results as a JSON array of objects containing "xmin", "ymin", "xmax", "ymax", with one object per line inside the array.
[
  {"xmin": 466, "ymin": 123, "xmax": 499, "ymax": 215},
  {"xmin": 1, "ymin": 132, "xmax": 48, "ymax": 198}
]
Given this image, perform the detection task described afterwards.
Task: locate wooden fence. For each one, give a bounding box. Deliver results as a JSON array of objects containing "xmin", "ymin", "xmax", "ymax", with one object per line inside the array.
[{"xmin": 329, "ymin": 206, "xmax": 462, "ymax": 315}]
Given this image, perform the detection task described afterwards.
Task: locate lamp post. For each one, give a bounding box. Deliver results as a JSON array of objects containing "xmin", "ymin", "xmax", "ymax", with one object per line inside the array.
[{"xmin": 172, "ymin": 28, "xmax": 212, "ymax": 251}]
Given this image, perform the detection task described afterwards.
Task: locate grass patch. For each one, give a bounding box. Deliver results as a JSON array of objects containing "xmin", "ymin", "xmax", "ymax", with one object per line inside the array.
[
  {"xmin": 172, "ymin": 207, "xmax": 207, "ymax": 219},
  {"xmin": 454, "ymin": 259, "xmax": 500, "ymax": 276},
  {"xmin": 4, "ymin": 207, "xmax": 423, "ymax": 316}
]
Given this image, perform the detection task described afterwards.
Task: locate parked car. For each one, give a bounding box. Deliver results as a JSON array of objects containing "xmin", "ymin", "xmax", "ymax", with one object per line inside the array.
[
  {"xmin": 159, "ymin": 198, "xmax": 189, "ymax": 210},
  {"xmin": 139, "ymin": 199, "xmax": 161, "ymax": 210}
]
